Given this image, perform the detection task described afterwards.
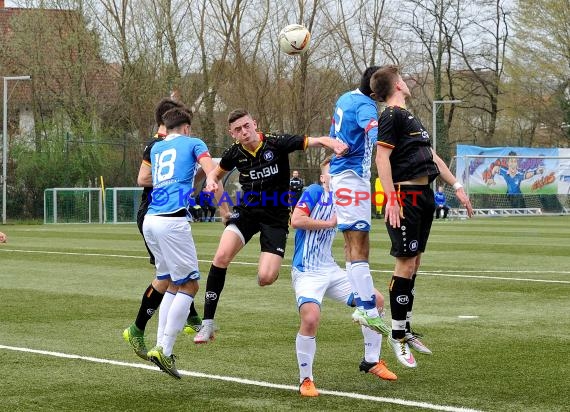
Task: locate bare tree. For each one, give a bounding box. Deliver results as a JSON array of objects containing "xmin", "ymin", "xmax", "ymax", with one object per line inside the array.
[
  {"xmin": 508, "ymin": 0, "xmax": 570, "ymax": 146},
  {"xmin": 452, "ymin": 0, "xmax": 509, "ymax": 146},
  {"xmin": 320, "ymin": 0, "xmax": 397, "ymax": 80},
  {"xmin": 3, "ymin": 0, "xmax": 109, "ymax": 145},
  {"xmin": 90, "ymin": 0, "xmax": 170, "ymax": 137},
  {"xmin": 397, "ymin": 0, "xmax": 462, "ymax": 161}
]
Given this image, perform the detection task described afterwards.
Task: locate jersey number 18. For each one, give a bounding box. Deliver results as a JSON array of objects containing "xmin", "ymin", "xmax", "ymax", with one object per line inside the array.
[{"xmin": 153, "ymin": 148, "xmax": 177, "ymax": 185}]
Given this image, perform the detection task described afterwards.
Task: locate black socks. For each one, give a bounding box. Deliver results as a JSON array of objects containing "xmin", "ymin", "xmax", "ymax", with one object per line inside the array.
[
  {"xmin": 135, "ymin": 284, "xmax": 164, "ymax": 331},
  {"xmin": 203, "ymin": 265, "xmax": 228, "ymax": 320}
]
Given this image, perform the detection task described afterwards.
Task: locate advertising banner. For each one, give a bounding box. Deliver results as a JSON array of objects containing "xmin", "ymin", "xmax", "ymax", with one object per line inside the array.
[{"xmin": 456, "ymin": 145, "xmax": 564, "ymax": 194}]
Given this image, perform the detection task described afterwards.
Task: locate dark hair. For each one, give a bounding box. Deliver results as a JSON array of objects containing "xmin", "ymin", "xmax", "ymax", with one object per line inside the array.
[
  {"xmin": 370, "ymin": 65, "xmax": 400, "ymax": 102},
  {"xmin": 154, "ymin": 98, "xmax": 184, "ymax": 126},
  {"xmin": 162, "ymin": 107, "xmax": 193, "ymax": 130},
  {"xmin": 508, "ymin": 151, "xmax": 517, "ymax": 156},
  {"xmin": 227, "ymin": 108, "xmax": 250, "ymax": 124},
  {"xmin": 359, "ymin": 66, "xmax": 381, "ymax": 97}
]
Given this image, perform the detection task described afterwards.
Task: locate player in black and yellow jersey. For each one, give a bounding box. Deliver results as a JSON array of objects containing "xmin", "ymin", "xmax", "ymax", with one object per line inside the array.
[
  {"xmin": 371, "ymin": 65, "xmax": 473, "ymax": 368},
  {"xmin": 194, "ymin": 108, "xmax": 348, "ymax": 343}
]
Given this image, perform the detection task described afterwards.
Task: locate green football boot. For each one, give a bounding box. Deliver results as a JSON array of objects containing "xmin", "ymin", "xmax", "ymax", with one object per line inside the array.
[{"xmin": 122, "ymin": 324, "xmax": 148, "ymax": 361}]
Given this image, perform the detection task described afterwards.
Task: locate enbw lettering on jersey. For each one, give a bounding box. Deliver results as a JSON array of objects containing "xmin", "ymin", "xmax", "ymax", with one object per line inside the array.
[{"xmin": 249, "ymin": 164, "xmax": 279, "ymax": 180}]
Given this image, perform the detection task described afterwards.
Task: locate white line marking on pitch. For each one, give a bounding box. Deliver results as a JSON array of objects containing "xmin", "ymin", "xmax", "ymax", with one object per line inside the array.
[
  {"xmin": 458, "ymin": 316, "xmax": 479, "ymax": 319},
  {"xmin": 417, "ymin": 271, "xmax": 570, "ymax": 284},
  {"xmin": 0, "ymin": 344, "xmax": 480, "ymax": 412},
  {"xmin": 1, "ymin": 248, "xmax": 569, "ymax": 284}
]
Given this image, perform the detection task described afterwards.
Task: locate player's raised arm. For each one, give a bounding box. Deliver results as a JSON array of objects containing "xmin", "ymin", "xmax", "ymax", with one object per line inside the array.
[
  {"xmin": 307, "ymin": 136, "xmax": 348, "ymax": 156},
  {"xmin": 291, "ymin": 205, "xmax": 336, "ymax": 230},
  {"xmin": 199, "ymin": 158, "xmax": 230, "ymax": 221},
  {"xmin": 204, "ymin": 165, "xmax": 227, "ymax": 194}
]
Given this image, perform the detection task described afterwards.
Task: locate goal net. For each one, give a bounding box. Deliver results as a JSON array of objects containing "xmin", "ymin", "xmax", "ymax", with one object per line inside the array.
[
  {"xmin": 104, "ymin": 187, "xmax": 143, "ymax": 224},
  {"xmin": 44, "ymin": 187, "xmax": 143, "ymax": 223},
  {"xmin": 44, "ymin": 188, "xmax": 103, "ymax": 223}
]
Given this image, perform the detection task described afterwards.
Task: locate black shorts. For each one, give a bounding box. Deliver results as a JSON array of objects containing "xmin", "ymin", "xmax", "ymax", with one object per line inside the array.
[
  {"xmin": 136, "ymin": 205, "xmax": 146, "ymax": 235},
  {"xmin": 385, "ymin": 185, "xmax": 435, "ymax": 257},
  {"xmin": 227, "ymin": 206, "xmax": 290, "ymax": 257}
]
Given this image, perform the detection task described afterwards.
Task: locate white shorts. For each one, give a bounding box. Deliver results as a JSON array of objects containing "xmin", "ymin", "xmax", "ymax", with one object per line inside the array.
[
  {"xmin": 143, "ymin": 215, "xmax": 200, "ymax": 285},
  {"xmin": 330, "ymin": 171, "xmax": 371, "ymax": 231},
  {"xmin": 291, "ymin": 266, "xmax": 354, "ymax": 308}
]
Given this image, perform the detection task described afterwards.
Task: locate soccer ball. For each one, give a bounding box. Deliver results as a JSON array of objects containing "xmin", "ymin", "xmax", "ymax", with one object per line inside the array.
[{"xmin": 278, "ymin": 24, "xmax": 311, "ymax": 55}]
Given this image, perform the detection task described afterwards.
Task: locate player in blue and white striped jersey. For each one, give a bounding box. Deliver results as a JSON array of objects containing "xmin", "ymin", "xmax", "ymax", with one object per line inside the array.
[
  {"xmin": 291, "ymin": 182, "xmax": 336, "ymax": 275},
  {"xmin": 291, "ymin": 156, "xmax": 396, "ymax": 397}
]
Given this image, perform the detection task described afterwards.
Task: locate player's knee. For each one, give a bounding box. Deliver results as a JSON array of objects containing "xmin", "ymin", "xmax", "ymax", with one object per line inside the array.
[
  {"xmin": 257, "ymin": 271, "xmax": 279, "ymax": 286},
  {"xmin": 152, "ymin": 278, "xmax": 170, "ymax": 294},
  {"xmin": 300, "ymin": 305, "xmax": 320, "ymax": 333},
  {"xmin": 213, "ymin": 250, "xmax": 233, "ymax": 267},
  {"xmin": 179, "ymin": 279, "xmax": 199, "ymax": 296}
]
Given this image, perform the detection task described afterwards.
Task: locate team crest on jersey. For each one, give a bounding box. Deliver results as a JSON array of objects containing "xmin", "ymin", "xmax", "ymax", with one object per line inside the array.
[{"xmin": 263, "ymin": 150, "xmax": 274, "ymax": 161}]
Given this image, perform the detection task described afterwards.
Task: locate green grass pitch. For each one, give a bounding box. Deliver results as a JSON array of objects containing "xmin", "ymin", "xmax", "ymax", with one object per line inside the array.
[{"xmin": 0, "ymin": 216, "xmax": 569, "ymax": 411}]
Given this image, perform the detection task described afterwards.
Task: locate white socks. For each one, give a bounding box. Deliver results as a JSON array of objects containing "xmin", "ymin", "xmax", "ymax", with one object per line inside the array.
[
  {"xmin": 351, "ymin": 261, "xmax": 379, "ymax": 317},
  {"xmin": 361, "ymin": 325, "xmax": 382, "ymax": 363},
  {"xmin": 161, "ymin": 292, "xmax": 193, "ymax": 356},
  {"xmin": 156, "ymin": 291, "xmax": 175, "ymax": 347},
  {"xmin": 296, "ymin": 334, "xmax": 316, "ymax": 383}
]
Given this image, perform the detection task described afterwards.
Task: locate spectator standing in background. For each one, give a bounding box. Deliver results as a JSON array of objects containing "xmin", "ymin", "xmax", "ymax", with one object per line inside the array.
[{"xmin": 289, "ymin": 170, "xmax": 304, "ymax": 207}]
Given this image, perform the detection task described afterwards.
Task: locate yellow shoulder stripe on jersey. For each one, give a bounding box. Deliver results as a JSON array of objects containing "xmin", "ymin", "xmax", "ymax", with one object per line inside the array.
[
  {"xmin": 303, "ymin": 136, "xmax": 308, "ymax": 150},
  {"xmin": 377, "ymin": 141, "xmax": 395, "ymax": 149},
  {"xmin": 141, "ymin": 159, "xmax": 151, "ymax": 167}
]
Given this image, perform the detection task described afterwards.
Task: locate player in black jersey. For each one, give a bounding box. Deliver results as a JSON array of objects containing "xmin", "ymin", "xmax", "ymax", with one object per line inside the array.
[
  {"xmin": 370, "ymin": 66, "xmax": 473, "ymax": 368},
  {"xmin": 124, "ymin": 99, "xmax": 203, "ymax": 362},
  {"xmin": 193, "ymin": 108, "xmax": 348, "ymax": 343}
]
